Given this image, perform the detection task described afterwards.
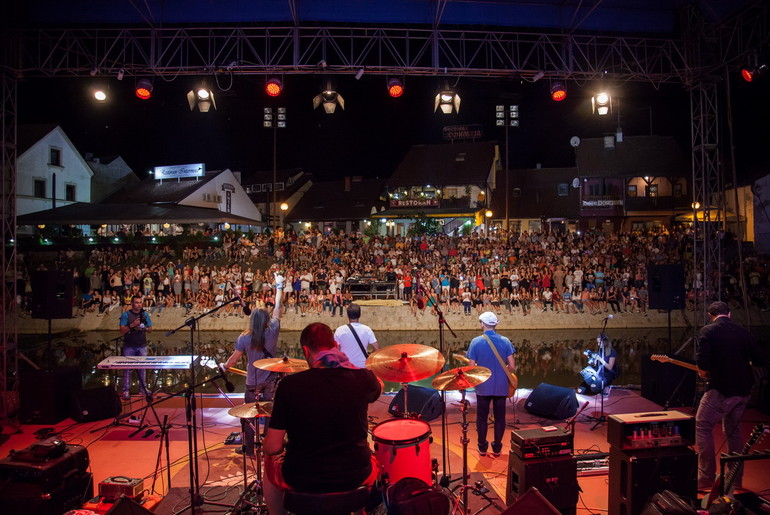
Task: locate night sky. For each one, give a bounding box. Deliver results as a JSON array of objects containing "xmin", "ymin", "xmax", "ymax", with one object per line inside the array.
[{"xmin": 16, "ymin": 71, "xmax": 770, "ymax": 185}]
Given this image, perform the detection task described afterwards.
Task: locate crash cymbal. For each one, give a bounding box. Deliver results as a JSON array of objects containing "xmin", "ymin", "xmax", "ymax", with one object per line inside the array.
[
  {"xmin": 452, "ymin": 353, "xmax": 471, "ymax": 364},
  {"xmin": 228, "ymin": 402, "xmax": 273, "ymax": 419},
  {"xmin": 253, "ymin": 357, "xmax": 309, "ymax": 373},
  {"xmin": 366, "ymin": 343, "xmax": 445, "ymax": 383},
  {"xmin": 431, "ymin": 366, "xmax": 491, "ymax": 391}
]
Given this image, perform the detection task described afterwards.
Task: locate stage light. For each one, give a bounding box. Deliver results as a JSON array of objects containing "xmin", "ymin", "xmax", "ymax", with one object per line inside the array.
[
  {"xmin": 434, "ymin": 82, "xmax": 460, "ymax": 114},
  {"xmin": 93, "ymin": 89, "xmax": 107, "ymax": 102},
  {"xmin": 355, "ymin": 68, "xmax": 365, "ymax": 80},
  {"xmin": 117, "ymin": 68, "xmax": 125, "ymax": 81},
  {"xmin": 592, "ymin": 91, "xmax": 611, "ymax": 115},
  {"xmin": 265, "ymin": 77, "xmax": 283, "ymax": 97},
  {"xmin": 135, "ymin": 78, "xmax": 153, "ymax": 100},
  {"xmin": 550, "ymin": 81, "xmax": 567, "ymax": 101},
  {"xmin": 532, "ymin": 71, "xmax": 545, "ymax": 82},
  {"xmin": 313, "ymin": 81, "xmax": 345, "ymax": 114},
  {"xmin": 187, "ymin": 82, "xmax": 217, "ymax": 112},
  {"xmin": 741, "ymin": 64, "xmax": 767, "ymax": 82},
  {"xmin": 387, "ymin": 78, "xmax": 404, "ymax": 98}
]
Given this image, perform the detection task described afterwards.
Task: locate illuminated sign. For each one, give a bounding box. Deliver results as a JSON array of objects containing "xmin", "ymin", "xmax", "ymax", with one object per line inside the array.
[
  {"xmin": 154, "ymin": 163, "xmax": 205, "ymax": 179},
  {"xmin": 391, "ymin": 199, "xmax": 439, "ymax": 208}
]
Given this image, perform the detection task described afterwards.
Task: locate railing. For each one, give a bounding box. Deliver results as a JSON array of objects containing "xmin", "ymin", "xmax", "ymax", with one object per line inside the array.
[{"xmin": 346, "ymin": 280, "xmax": 398, "ymax": 299}]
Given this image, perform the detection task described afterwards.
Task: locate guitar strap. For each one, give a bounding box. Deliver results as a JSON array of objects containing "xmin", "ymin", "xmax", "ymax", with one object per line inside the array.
[
  {"xmin": 347, "ymin": 323, "xmax": 369, "ymax": 360},
  {"xmin": 482, "ymin": 334, "xmax": 515, "ymax": 389}
]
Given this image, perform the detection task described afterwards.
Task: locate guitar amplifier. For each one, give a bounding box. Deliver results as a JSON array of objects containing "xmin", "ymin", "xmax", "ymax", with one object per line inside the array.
[
  {"xmin": 607, "ymin": 411, "xmax": 695, "ymax": 450},
  {"xmin": 510, "ymin": 426, "xmax": 573, "ymax": 459},
  {"xmin": 99, "ymin": 476, "xmax": 145, "ymax": 501}
]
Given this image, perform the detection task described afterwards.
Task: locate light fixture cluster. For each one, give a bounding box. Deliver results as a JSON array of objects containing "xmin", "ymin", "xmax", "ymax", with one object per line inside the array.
[{"xmin": 592, "ymin": 91, "xmax": 612, "ymax": 115}]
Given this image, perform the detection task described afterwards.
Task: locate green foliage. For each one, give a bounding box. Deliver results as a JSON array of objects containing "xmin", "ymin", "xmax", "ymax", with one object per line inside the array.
[
  {"xmin": 407, "ymin": 214, "xmax": 442, "ymax": 236},
  {"xmin": 364, "ymin": 219, "xmax": 383, "ymax": 237}
]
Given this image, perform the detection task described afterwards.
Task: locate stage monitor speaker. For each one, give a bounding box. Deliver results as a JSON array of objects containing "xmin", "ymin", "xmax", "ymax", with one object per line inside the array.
[
  {"xmin": 506, "ymin": 453, "xmax": 577, "ymax": 514},
  {"xmin": 502, "ymin": 487, "xmax": 561, "ymax": 514},
  {"xmin": 647, "ymin": 265, "xmax": 685, "ymax": 310},
  {"xmin": 70, "ymin": 386, "xmax": 122, "ymax": 423},
  {"xmin": 388, "ymin": 385, "xmax": 443, "ymax": 421},
  {"xmin": 31, "ymin": 269, "xmax": 74, "ymax": 319},
  {"xmin": 640, "ymin": 355, "xmax": 696, "ymax": 408},
  {"xmin": 608, "ymin": 446, "xmax": 697, "ymax": 515},
  {"xmin": 525, "ymin": 383, "xmax": 578, "ymax": 420},
  {"xmin": 105, "ymin": 495, "xmax": 155, "ymax": 514},
  {"xmin": 20, "ymin": 366, "xmax": 82, "ymax": 425}
]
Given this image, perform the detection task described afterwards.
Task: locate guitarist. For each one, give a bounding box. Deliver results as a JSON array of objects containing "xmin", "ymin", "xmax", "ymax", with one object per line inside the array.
[
  {"xmin": 695, "ymin": 301, "xmax": 766, "ymax": 495},
  {"xmin": 467, "ymin": 311, "xmax": 516, "ymax": 458}
]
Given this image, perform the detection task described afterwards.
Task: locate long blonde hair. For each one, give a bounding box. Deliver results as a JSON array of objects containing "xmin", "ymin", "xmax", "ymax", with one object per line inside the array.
[{"xmin": 242, "ymin": 308, "xmax": 270, "ymax": 351}]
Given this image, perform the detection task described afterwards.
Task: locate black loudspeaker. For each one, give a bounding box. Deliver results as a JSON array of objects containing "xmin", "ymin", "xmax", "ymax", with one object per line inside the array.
[
  {"xmin": 31, "ymin": 269, "xmax": 74, "ymax": 319},
  {"xmin": 608, "ymin": 446, "xmax": 697, "ymax": 515},
  {"xmin": 70, "ymin": 386, "xmax": 122, "ymax": 423},
  {"xmin": 506, "ymin": 453, "xmax": 577, "ymax": 514},
  {"xmin": 105, "ymin": 495, "xmax": 155, "ymax": 514},
  {"xmin": 647, "ymin": 265, "xmax": 685, "ymax": 310},
  {"xmin": 524, "ymin": 383, "xmax": 578, "ymax": 420},
  {"xmin": 502, "ymin": 487, "xmax": 561, "ymax": 515},
  {"xmin": 20, "ymin": 367, "xmax": 82, "ymax": 424},
  {"xmin": 388, "ymin": 385, "xmax": 443, "ymax": 421},
  {"xmin": 640, "ymin": 355, "xmax": 696, "ymax": 408}
]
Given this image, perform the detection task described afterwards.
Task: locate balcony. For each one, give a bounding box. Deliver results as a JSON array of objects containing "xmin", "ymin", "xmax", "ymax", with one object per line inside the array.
[{"xmin": 625, "ymin": 195, "xmax": 690, "ymax": 212}]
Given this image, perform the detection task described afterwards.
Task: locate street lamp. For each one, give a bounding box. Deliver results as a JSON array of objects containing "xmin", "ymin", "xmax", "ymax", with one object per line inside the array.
[
  {"xmin": 280, "ymin": 202, "xmax": 289, "ymax": 230},
  {"xmin": 495, "ymin": 104, "xmax": 519, "ymax": 231},
  {"xmin": 264, "ymin": 107, "xmax": 287, "ymax": 231}
]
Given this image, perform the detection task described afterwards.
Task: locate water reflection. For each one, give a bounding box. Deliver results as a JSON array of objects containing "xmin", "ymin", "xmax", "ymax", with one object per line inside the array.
[{"xmin": 18, "ymin": 328, "xmax": 694, "ymax": 394}]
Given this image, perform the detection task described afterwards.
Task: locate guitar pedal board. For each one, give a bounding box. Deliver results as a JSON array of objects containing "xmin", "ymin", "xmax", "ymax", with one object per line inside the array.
[{"xmin": 607, "ymin": 410, "xmax": 695, "ymax": 450}]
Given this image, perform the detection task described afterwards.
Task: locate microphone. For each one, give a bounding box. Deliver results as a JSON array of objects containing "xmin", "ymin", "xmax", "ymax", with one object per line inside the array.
[
  {"xmin": 602, "ymin": 314, "xmax": 614, "ymax": 322},
  {"xmin": 219, "ymin": 363, "xmax": 236, "ymax": 393},
  {"xmin": 231, "ymin": 284, "xmax": 252, "ymax": 316}
]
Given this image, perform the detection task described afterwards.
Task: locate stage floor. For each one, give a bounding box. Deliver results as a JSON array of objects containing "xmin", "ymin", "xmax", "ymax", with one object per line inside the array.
[{"xmin": 1, "ymin": 386, "xmax": 769, "ymax": 514}]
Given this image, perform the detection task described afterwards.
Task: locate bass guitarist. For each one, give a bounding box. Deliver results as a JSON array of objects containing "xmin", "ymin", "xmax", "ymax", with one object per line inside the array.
[{"xmin": 695, "ymin": 301, "xmax": 766, "ymax": 495}]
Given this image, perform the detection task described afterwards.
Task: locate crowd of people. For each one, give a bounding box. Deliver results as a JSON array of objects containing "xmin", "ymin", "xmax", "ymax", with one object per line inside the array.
[{"xmin": 18, "ymin": 225, "xmax": 770, "ymax": 320}]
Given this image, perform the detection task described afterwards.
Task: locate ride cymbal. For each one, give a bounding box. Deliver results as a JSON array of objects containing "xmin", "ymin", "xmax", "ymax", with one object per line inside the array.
[
  {"xmin": 253, "ymin": 357, "xmax": 309, "ymax": 373},
  {"xmin": 228, "ymin": 402, "xmax": 273, "ymax": 419},
  {"xmin": 365, "ymin": 343, "xmax": 445, "ymax": 383},
  {"xmin": 431, "ymin": 366, "xmax": 491, "ymax": 391},
  {"xmin": 452, "ymin": 353, "xmax": 471, "ymax": 364}
]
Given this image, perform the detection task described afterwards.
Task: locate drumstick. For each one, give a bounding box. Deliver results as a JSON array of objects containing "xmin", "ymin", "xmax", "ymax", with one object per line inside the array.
[{"xmin": 227, "ymin": 367, "xmax": 247, "ymax": 376}]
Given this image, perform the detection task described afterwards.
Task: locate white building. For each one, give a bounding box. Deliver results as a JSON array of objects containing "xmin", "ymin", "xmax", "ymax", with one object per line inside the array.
[{"xmin": 16, "ymin": 124, "xmax": 93, "ymax": 216}]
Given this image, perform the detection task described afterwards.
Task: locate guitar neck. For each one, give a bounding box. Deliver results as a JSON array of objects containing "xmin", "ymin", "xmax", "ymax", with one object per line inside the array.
[{"xmin": 651, "ymin": 355, "xmax": 699, "ymax": 372}]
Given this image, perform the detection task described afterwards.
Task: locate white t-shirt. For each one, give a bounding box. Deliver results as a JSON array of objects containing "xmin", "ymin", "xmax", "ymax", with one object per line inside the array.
[{"xmin": 334, "ymin": 322, "xmax": 378, "ymax": 368}]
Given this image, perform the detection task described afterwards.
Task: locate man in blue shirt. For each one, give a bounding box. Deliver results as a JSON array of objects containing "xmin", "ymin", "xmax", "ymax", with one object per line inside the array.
[
  {"xmin": 119, "ymin": 294, "xmax": 153, "ymax": 398},
  {"xmin": 467, "ymin": 312, "xmax": 516, "ymax": 457}
]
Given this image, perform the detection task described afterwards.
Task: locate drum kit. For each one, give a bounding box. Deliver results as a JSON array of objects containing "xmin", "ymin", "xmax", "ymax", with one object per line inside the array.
[{"xmin": 226, "ymin": 344, "xmax": 492, "ymax": 514}]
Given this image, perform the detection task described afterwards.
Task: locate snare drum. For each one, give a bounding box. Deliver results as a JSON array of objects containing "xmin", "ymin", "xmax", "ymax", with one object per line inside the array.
[{"xmin": 372, "ymin": 418, "xmax": 432, "ymax": 485}]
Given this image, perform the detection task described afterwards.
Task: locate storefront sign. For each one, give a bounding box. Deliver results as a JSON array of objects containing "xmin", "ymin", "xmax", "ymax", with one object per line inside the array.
[
  {"xmin": 154, "ymin": 163, "xmax": 205, "ymax": 179},
  {"xmin": 391, "ymin": 198, "xmax": 439, "ymax": 208}
]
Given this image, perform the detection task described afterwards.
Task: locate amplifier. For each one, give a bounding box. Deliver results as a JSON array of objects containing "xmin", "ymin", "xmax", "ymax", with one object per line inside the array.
[
  {"xmin": 607, "ymin": 410, "xmax": 695, "ymax": 450},
  {"xmin": 510, "ymin": 426, "xmax": 573, "ymax": 459},
  {"xmin": 98, "ymin": 476, "xmax": 145, "ymax": 500}
]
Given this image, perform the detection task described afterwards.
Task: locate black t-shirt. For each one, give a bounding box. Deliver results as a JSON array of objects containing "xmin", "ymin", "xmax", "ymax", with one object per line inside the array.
[{"xmin": 269, "ymin": 367, "xmax": 380, "ymax": 492}]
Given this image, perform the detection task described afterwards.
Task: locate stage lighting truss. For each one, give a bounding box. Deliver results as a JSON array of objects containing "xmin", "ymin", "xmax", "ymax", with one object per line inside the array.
[
  {"xmin": 265, "ymin": 77, "xmax": 283, "ymax": 97},
  {"xmin": 135, "ymin": 78, "xmax": 153, "ymax": 100},
  {"xmin": 313, "ymin": 81, "xmax": 344, "ymax": 114},
  {"xmin": 387, "ymin": 78, "xmax": 404, "ymax": 97},
  {"xmin": 187, "ymin": 82, "xmax": 217, "ymax": 112},
  {"xmin": 550, "ymin": 81, "xmax": 567, "ymax": 101}
]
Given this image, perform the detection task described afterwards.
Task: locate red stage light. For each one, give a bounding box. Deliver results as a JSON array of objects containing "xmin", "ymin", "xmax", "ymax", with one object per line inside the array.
[
  {"xmin": 266, "ymin": 78, "xmax": 283, "ymax": 97},
  {"xmin": 388, "ymin": 78, "xmax": 404, "ymax": 98},
  {"xmin": 135, "ymin": 79, "xmax": 153, "ymax": 100},
  {"xmin": 741, "ymin": 68, "xmax": 754, "ymax": 82},
  {"xmin": 550, "ymin": 82, "xmax": 567, "ymax": 101}
]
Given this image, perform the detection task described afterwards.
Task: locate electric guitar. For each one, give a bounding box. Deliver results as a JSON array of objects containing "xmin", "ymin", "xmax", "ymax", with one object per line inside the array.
[
  {"xmin": 701, "ymin": 423, "xmax": 768, "ymax": 508},
  {"xmin": 650, "ymin": 354, "xmax": 700, "ymax": 372},
  {"xmin": 584, "ymin": 349, "xmax": 610, "ymax": 369}
]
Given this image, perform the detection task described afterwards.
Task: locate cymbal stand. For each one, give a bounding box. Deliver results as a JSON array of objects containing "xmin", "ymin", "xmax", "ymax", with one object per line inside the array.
[
  {"xmin": 425, "ymin": 289, "xmax": 458, "ymax": 488},
  {"xmin": 449, "ymin": 388, "xmax": 471, "ymax": 515}
]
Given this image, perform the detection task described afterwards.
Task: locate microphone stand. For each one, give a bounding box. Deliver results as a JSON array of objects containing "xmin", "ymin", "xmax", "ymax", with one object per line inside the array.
[
  {"xmin": 587, "ymin": 316, "xmax": 611, "ymax": 431},
  {"xmin": 423, "ymin": 288, "xmax": 459, "ymax": 488},
  {"xmin": 165, "ymin": 295, "xmax": 244, "ymax": 514}
]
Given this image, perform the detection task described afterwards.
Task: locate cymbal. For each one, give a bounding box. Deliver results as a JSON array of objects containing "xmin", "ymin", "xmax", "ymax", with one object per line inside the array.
[
  {"xmin": 228, "ymin": 402, "xmax": 273, "ymax": 419},
  {"xmin": 431, "ymin": 366, "xmax": 491, "ymax": 391},
  {"xmin": 253, "ymin": 357, "xmax": 309, "ymax": 373},
  {"xmin": 452, "ymin": 353, "xmax": 471, "ymax": 364},
  {"xmin": 366, "ymin": 343, "xmax": 445, "ymax": 383}
]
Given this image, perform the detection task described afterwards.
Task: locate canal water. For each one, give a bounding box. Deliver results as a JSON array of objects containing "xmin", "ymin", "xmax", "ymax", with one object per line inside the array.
[{"xmin": 19, "ymin": 327, "xmax": 696, "ymax": 394}]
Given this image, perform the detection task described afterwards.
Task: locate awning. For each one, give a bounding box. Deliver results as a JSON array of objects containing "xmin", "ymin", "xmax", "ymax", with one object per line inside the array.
[
  {"xmin": 673, "ymin": 207, "xmax": 745, "ymax": 222},
  {"xmin": 17, "ymin": 203, "xmax": 264, "ymax": 226}
]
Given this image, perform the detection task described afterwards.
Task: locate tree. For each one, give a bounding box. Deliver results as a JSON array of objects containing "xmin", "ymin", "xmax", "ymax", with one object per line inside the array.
[{"xmin": 407, "ymin": 214, "xmax": 442, "ymax": 236}]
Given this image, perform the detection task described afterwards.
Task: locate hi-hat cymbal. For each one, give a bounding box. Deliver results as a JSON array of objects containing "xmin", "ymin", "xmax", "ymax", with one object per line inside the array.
[
  {"xmin": 452, "ymin": 353, "xmax": 471, "ymax": 364},
  {"xmin": 228, "ymin": 402, "xmax": 273, "ymax": 419},
  {"xmin": 366, "ymin": 343, "xmax": 445, "ymax": 383},
  {"xmin": 431, "ymin": 366, "xmax": 491, "ymax": 391},
  {"xmin": 253, "ymin": 357, "xmax": 309, "ymax": 373}
]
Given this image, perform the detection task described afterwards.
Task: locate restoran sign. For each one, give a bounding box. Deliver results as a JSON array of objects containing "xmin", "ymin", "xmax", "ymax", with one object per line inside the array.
[{"xmin": 154, "ymin": 163, "xmax": 205, "ymax": 179}]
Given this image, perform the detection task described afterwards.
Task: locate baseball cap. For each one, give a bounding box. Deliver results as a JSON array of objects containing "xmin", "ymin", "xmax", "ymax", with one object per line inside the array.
[{"xmin": 479, "ymin": 312, "xmax": 499, "ymax": 326}]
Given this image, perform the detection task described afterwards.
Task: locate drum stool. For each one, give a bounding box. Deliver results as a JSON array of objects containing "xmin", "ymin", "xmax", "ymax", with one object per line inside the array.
[{"xmin": 284, "ymin": 484, "xmax": 371, "ymax": 515}]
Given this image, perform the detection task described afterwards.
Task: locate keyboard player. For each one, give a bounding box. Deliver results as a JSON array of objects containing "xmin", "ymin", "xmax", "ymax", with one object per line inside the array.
[{"xmin": 119, "ymin": 294, "xmax": 153, "ymax": 399}]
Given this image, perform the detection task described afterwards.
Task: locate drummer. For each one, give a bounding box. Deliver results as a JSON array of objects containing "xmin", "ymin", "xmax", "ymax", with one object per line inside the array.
[
  {"xmin": 263, "ymin": 322, "xmax": 381, "ymax": 514},
  {"xmin": 467, "ymin": 311, "xmax": 516, "ymax": 458},
  {"xmin": 223, "ymin": 272, "xmax": 284, "ymax": 457}
]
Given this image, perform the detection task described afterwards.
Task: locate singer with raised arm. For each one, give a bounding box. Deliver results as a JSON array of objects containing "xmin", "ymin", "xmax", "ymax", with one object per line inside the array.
[
  {"xmin": 119, "ymin": 294, "xmax": 153, "ymax": 399},
  {"xmin": 223, "ymin": 271, "xmax": 284, "ymax": 457},
  {"xmin": 577, "ymin": 333, "xmax": 618, "ymax": 395}
]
